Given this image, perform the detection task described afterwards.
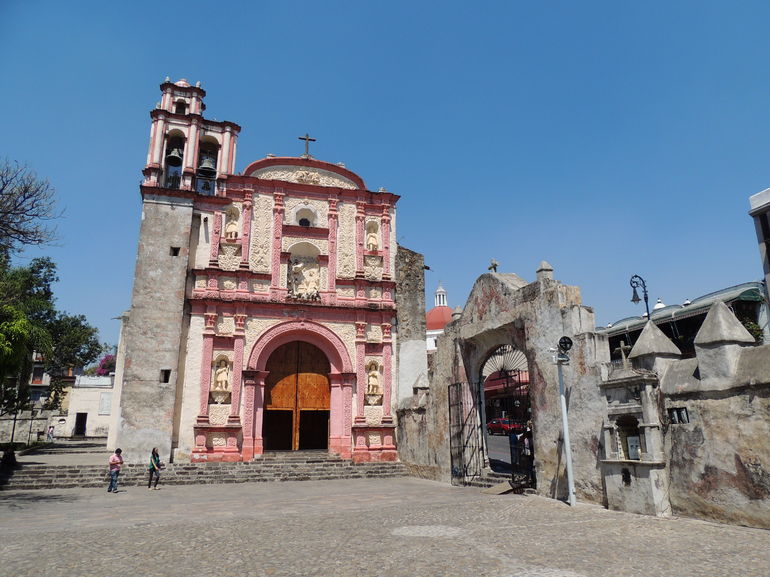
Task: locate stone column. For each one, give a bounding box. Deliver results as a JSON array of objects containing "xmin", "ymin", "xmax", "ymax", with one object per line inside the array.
[
  {"xmin": 209, "ymin": 212, "xmax": 222, "ymax": 265},
  {"xmin": 355, "ymin": 202, "xmax": 366, "ymax": 275},
  {"xmin": 381, "ymin": 210, "xmax": 391, "ymax": 278},
  {"xmin": 229, "ymin": 329, "xmax": 245, "ymax": 423},
  {"xmin": 327, "ymin": 198, "xmax": 338, "ymax": 292},
  {"xmin": 381, "ymin": 325, "xmax": 393, "ymax": 423},
  {"xmin": 253, "ymin": 370, "xmax": 267, "ymax": 456},
  {"xmin": 197, "ymin": 332, "xmax": 214, "ymax": 423},
  {"xmin": 240, "ymin": 198, "xmax": 253, "ymax": 267},
  {"xmin": 354, "ymin": 322, "xmax": 367, "ymax": 423},
  {"xmin": 271, "ymin": 191, "xmax": 285, "ymax": 291},
  {"xmin": 241, "ymin": 370, "xmax": 256, "ymax": 460}
]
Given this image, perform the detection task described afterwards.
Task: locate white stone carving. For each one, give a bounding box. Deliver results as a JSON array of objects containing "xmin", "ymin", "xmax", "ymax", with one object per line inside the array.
[
  {"xmin": 251, "ymin": 279, "xmax": 270, "ymax": 293},
  {"xmin": 367, "ymin": 286, "xmax": 382, "ymax": 300},
  {"xmin": 217, "ymin": 316, "xmax": 235, "ymax": 336},
  {"xmin": 337, "ymin": 203, "xmax": 356, "ymax": 279},
  {"xmin": 364, "ymin": 406, "xmax": 383, "ymax": 426},
  {"xmin": 208, "ymin": 433, "xmax": 227, "ymax": 447},
  {"xmin": 224, "ymin": 205, "xmax": 240, "ymax": 240},
  {"xmin": 322, "ymin": 322, "xmax": 357, "ymax": 365},
  {"xmin": 249, "ymin": 194, "xmax": 272, "ymax": 274},
  {"xmin": 251, "ymin": 166, "xmax": 357, "ymax": 189},
  {"xmin": 220, "ymin": 277, "xmax": 237, "ymax": 291},
  {"xmin": 244, "ymin": 318, "xmax": 281, "ymax": 357},
  {"xmin": 218, "ymin": 243, "xmax": 241, "ymax": 271},
  {"xmin": 282, "ymin": 236, "xmax": 328, "ymax": 255},
  {"xmin": 208, "ymin": 404, "xmax": 230, "ymax": 425},
  {"xmin": 367, "ymin": 430, "xmax": 382, "ymax": 445},
  {"xmin": 195, "ymin": 275, "xmax": 207, "ymax": 289},
  {"xmin": 337, "ymin": 287, "xmax": 355, "ymax": 298},
  {"xmin": 364, "ymin": 255, "xmax": 383, "ymax": 281},
  {"xmin": 366, "ymin": 324, "xmax": 382, "ymax": 343},
  {"xmin": 288, "ymin": 257, "xmax": 321, "ymax": 301}
]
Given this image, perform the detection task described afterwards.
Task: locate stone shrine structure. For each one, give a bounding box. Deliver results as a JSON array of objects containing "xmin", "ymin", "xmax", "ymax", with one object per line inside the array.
[{"xmin": 110, "ymin": 79, "xmax": 426, "ymax": 464}]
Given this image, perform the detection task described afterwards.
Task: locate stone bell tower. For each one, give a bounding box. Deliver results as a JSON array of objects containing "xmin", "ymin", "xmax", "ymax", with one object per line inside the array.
[{"xmin": 110, "ymin": 79, "xmax": 241, "ymax": 462}]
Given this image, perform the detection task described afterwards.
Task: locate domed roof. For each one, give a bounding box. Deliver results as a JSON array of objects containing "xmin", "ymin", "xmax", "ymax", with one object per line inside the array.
[{"xmin": 426, "ymin": 306, "xmax": 453, "ymax": 331}]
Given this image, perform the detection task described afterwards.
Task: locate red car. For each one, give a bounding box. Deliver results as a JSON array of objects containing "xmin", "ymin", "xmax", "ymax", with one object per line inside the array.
[{"xmin": 487, "ymin": 418, "xmax": 526, "ymax": 436}]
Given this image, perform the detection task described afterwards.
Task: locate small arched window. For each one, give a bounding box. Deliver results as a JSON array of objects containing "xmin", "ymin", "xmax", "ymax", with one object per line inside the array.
[{"xmin": 174, "ymin": 101, "xmax": 187, "ymax": 115}]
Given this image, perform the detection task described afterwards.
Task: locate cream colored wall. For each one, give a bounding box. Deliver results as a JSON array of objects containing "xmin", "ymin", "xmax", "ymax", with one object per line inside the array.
[{"xmin": 175, "ymin": 314, "xmax": 205, "ymax": 460}]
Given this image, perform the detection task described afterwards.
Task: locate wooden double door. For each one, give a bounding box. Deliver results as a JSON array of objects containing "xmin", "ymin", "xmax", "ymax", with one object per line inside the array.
[{"xmin": 263, "ymin": 341, "xmax": 331, "ymax": 451}]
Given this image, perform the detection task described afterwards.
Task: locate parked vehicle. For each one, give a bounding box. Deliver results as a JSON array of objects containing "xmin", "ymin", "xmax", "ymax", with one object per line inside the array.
[{"xmin": 486, "ymin": 418, "xmax": 527, "ymax": 436}]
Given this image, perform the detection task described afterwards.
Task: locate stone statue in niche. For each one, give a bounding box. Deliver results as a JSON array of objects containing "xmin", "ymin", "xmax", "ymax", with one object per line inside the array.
[
  {"xmin": 210, "ymin": 359, "xmax": 232, "ymax": 404},
  {"xmin": 365, "ymin": 364, "xmax": 383, "ymax": 406},
  {"xmin": 288, "ymin": 257, "xmax": 321, "ymax": 301},
  {"xmin": 224, "ymin": 216, "xmax": 239, "ymax": 240},
  {"xmin": 366, "ymin": 229, "xmax": 379, "ymax": 251}
]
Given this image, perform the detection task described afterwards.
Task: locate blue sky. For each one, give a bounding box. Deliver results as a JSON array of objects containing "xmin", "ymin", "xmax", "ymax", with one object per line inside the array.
[{"xmin": 2, "ymin": 1, "xmax": 769, "ymax": 346}]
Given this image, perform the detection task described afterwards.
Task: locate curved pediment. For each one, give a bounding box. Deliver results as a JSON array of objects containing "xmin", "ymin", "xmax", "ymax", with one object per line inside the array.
[{"xmin": 244, "ymin": 158, "xmax": 364, "ymax": 190}]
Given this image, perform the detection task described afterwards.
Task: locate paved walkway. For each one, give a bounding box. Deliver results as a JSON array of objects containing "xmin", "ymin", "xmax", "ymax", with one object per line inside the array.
[{"xmin": 1, "ymin": 477, "xmax": 767, "ymax": 577}]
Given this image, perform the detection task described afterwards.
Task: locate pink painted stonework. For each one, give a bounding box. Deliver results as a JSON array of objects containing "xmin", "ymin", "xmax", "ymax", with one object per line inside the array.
[{"xmin": 123, "ymin": 80, "xmax": 404, "ymax": 465}]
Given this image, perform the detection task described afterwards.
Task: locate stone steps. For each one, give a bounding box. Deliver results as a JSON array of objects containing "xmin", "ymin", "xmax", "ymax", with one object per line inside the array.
[
  {"xmin": 0, "ymin": 457, "xmax": 409, "ymax": 490},
  {"xmin": 459, "ymin": 471, "xmax": 512, "ymax": 488}
]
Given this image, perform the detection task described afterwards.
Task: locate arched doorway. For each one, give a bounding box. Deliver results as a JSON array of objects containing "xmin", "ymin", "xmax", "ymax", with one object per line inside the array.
[
  {"xmin": 479, "ymin": 344, "xmax": 534, "ymax": 488},
  {"xmin": 263, "ymin": 341, "xmax": 331, "ymax": 451}
]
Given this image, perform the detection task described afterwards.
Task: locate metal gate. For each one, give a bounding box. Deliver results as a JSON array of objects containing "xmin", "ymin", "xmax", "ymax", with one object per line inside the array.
[{"xmin": 448, "ymin": 382, "xmax": 483, "ymax": 485}]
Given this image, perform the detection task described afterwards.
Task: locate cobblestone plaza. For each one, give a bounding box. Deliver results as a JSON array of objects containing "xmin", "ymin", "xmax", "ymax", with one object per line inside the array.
[{"xmin": 1, "ymin": 477, "xmax": 768, "ymax": 577}]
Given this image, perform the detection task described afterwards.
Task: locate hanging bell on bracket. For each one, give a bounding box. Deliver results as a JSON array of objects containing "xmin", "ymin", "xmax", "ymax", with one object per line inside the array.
[
  {"xmin": 197, "ymin": 155, "xmax": 217, "ymax": 177},
  {"xmin": 165, "ymin": 148, "xmax": 184, "ymax": 167}
]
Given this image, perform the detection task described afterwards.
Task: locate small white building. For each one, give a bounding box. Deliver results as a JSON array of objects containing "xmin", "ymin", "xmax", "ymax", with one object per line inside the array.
[{"xmin": 63, "ymin": 375, "xmax": 114, "ymax": 438}]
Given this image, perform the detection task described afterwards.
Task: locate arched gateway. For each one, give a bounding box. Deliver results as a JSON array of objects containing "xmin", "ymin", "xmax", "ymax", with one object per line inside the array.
[{"xmin": 241, "ymin": 320, "xmax": 355, "ymax": 460}]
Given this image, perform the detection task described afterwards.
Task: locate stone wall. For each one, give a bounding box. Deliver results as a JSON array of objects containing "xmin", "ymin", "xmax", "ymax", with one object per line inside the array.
[{"xmin": 114, "ymin": 193, "xmax": 194, "ymax": 464}]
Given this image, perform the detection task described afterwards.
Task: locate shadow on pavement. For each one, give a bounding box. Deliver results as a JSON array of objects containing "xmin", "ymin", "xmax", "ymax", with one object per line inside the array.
[
  {"xmin": 0, "ymin": 491, "xmax": 80, "ymax": 505},
  {"xmin": 488, "ymin": 458, "xmax": 511, "ymax": 474}
]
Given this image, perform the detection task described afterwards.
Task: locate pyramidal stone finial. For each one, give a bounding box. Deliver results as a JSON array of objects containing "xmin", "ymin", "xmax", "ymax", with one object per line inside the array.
[
  {"xmin": 694, "ymin": 301, "xmax": 755, "ymax": 346},
  {"xmin": 629, "ymin": 321, "xmax": 681, "ymax": 359},
  {"xmin": 536, "ymin": 261, "xmax": 554, "ymax": 281}
]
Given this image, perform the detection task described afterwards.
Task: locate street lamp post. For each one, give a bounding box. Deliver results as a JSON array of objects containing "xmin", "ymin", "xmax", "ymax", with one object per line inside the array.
[
  {"xmin": 552, "ymin": 336, "xmax": 577, "ymax": 507},
  {"xmin": 630, "ymin": 274, "xmax": 651, "ymax": 320}
]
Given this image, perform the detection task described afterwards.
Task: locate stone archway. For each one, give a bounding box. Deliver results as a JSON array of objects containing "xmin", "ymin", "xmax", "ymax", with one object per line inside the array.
[{"xmin": 241, "ymin": 320, "xmax": 354, "ymax": 460}]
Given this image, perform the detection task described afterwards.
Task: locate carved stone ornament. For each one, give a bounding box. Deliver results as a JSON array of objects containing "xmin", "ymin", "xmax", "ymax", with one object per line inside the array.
[
  {"xmin": 250, "ymin": 166, "xmax": 357, "ymax": 189},
  {"xmin": 288, "ymin": 256, "xmax": 321, "ymax": 301},
  {"xmin": 218, "ymin": 243, "xmax": 241, "ymax": 271},
  {"xmin": 210, "ymin": 359, "xmax": 232, "ymax": 404},
  {"xmin": 364, "ymin": 255, "xmax": 383, "ymax": 281}
]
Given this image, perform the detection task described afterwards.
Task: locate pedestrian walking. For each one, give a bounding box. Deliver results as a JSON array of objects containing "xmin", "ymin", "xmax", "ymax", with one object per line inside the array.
[
  {"xmin": 148, "ymin": 447, "xmax": 162, "ymax": 490},
  {"xmin": 46, "ymin": 425, "xmax": 54, "ymax": 442},
  {"xmin": 107, "ymin": 448, "xmax": 123, "ymax": 493}
]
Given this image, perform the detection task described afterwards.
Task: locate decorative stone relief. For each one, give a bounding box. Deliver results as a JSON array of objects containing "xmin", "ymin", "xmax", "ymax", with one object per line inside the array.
[
  {"xmin": 322, "ymin": 322, "xmax": 357, "ymax": 365},
  {"xmin": 366, "ymin": 324, "xmax": 382, "ymax": 343},
  {"xmin": 211, "ymin": 358, "xmax": 232, "ymax": 404},
  {"xmin": 337, "ymin": 287, "xmax": 355, "ymax": 298},
  {"xmin": 364, "ymin": 406, "xmax": 383, "ymax": 425},
  {"xmin": 218, "ymin": 243, "xmax": 241, "ymax": 271},
  {"xmin": 364, "ymin": 255, "xmax": 383, "ymax": 281},
  {"xmin": 365, "ymin": 361, "xmax": 383, "ymax": 406},
  {"xmin": 251, "ymin": 279, "xmax": 270, "ymax": 293},
  {"xmin": 208, "ymin": 404, "xmax": 230, "ymax": 425},
  {"xmin": 195, "ymin": 275, "xmax": 207, "ymax": 289},
  {"xmin": 284, "ymin": 198, "xmax": 328, "ymax": 225},
  {"xmin": 207, "ymin": 433, "xmax": 227, "ymax": 447},
  {"xmin": 367, "ymin": 431, "xmax": 382, "ymax": 445},
  {"xmin": 365, "ymin": 218, "xmax": 380, "ymax": 251},
  {"xmin": 367, "ymin": 286, "xmax": 382, "ymax": 300},
  {"xmin": 217, "ymin": 316, "xmax": 235, "ymax": 336},
  {"xmin": 282, "ymin": 236, "xmax": 328, "ymax": 254},
  {"xmin": 288, "ymin": 256, "xmax": 321, "ymax": 301},
  {"xmin": 250, "ymin": 166, "xmax": 357, "ymax": 190},
  {"xmin": 219, "ymin": 277, "xmax": 237, "ymax": 291},
  {"xmin": 249, "ymin": 194, "xmax": 272, "ymax": 274},
  {"xmin": 244, "ymin": 318, "xmax": 281, "ymax": 357},
  {"xmin": 224, "ymin": 204, "xmax": 241, "ymax": 240},
  {"xmin": 337, "ymin": 203, "xmax": 356, "ymax": 279}
]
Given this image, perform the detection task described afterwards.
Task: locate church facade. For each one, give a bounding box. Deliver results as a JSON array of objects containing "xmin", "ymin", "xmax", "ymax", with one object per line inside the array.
[{"xmin": 110, "ymin": 79, "xmax": 407, "ymax": 464}]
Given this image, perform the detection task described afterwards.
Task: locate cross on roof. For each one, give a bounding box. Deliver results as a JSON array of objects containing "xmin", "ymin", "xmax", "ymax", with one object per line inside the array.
[{"xmin": 298, "ymin": 133, "xmax": 316, "ymax": 158}]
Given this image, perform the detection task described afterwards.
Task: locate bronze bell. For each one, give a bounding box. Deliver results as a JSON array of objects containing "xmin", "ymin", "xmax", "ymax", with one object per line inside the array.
[
  {"xmin": 165, "ymin": 148, "xmax": 183, "ymax": 167},
  {"xmin": 197, "ymin": 156, "xmax": 217, "ymax": 177}
]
